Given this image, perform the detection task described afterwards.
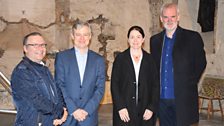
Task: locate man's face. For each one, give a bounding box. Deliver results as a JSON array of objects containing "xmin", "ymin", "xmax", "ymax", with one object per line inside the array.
[
  {"xmin": 23, "ymin": 35, "xmax": 47, "ymax": 63},
  {"xmin": 160, "ymin": 6, "xmax": 179, "ymax": 32},
  {"xmin": 72, "ymin": 26, "xmax": 91, "ymax": 50}
]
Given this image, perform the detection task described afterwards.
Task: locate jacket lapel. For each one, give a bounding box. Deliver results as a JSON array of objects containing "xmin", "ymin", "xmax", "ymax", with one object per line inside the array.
[
  {"xmin": 138, "ymin": 50, "xmax": 146, "ymax": 83},
  {"xmin": 138, "ymin": 50, "xmax": 149, "ymax": 95},
  {"xmin": 157, "ymin": 30, "xmax": 165, "ymax": 61},
  {"xmin": 125, "ymin": 48, "xmax": 137, "ymax": 82},
  {"xmin": 172, "ymin": 26, "xmax": 182, "ymax": 59}
]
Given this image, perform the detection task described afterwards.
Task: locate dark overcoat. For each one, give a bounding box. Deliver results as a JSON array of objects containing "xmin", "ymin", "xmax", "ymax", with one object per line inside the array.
[
  {"xmin": 111, "ymin": 48, "xmax": 159, "ymax": 126},
  {"xmin": 150, "ymin": 26, "xmax": 207, "ymax": 126}
]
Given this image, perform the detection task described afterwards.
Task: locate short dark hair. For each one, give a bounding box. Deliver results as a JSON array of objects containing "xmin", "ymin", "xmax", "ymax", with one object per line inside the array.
[
  {"xmin": 23, "ymin": 32, "xmax": 42, "ymax": 45},
  {"xmin": 127, "ymin": 26, "xmax": 145, "ymax": 38}
]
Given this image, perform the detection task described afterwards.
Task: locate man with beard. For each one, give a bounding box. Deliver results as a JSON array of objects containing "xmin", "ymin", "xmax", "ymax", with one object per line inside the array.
[{"xmin": 150, "ymin": 3, "xmax": 207, "ymax": 126}]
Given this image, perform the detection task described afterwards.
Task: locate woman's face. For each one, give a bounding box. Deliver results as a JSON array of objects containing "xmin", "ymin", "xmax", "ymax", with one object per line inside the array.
[{"xmin": 128, "ymin": 30, "xmax": 144, "ymax": 49}]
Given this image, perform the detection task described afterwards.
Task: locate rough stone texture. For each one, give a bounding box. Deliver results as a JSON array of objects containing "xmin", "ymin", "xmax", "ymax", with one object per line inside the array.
[
  {"xmin": 149, "ymin": 0, "xmax": 164, "ymax": 35},
  {"xmin": 0, "ymin": 18, "xmax": 7, "ymax": 32},
  {"xmin": 0, "ymin": 89, "xmax": 14, "ymax": 109},
  {"xmin": 177, "ymin": 0, "xmax": 224, "ymax": 78},
  {"xmin": 214, "ymin": 0, "xmax": 224, "ymax": 53},
  {"xmin": 0, "ymin": 0, "xmax": 55, "ymax": 26},
  {"xmin": 178, "ymin": 0, "xmax": 201, "ymax": 32},
  {"xmin": 68, "ymin": 0, "xmax": 152, "ymax": 79},
  {"xmin": 0, "ymin": 0, "xmax": 154, "ymax": 107},
  {"xmin": 0, "ymin": 48, "xmax": 4, "ymax": 58},
  {"xmin": 205, "ymin": 0, "xmax": 224, "ymax": 76},
  {"xmin": 55, "ymin": 0, "xmax": 70, "ymax": 24}
]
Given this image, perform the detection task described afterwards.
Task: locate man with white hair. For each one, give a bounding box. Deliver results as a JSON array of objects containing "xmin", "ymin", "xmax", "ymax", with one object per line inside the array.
[{"xmin": 150, "ymin": 3, "xmax": 207, "ymax": 126}]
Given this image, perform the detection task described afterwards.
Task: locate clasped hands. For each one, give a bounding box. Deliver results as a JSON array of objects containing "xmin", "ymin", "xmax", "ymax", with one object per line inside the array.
[
  {"xmin": 53, "ymin": 107, "xmax": 68, "ymax": 126},
  {"xmin": 118, "ymin": 108, "xmax": 153, "ymax": 122},
  {"xmin": 72, "ymin": 109, "xmax": 88, "ymax": 122}
]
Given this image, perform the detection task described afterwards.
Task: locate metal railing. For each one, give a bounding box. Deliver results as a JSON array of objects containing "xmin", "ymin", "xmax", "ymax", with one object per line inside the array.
[
  {"xmin": 0, "ymin": 71, "xmax": 16, "ymax": 114},
  {"xmin": 0, "ymin": 109, "xmax": 17, "ymax": 114},
  {"xmin": 0, "ymin": 71, "xmax": 11, "ymax": 95}
]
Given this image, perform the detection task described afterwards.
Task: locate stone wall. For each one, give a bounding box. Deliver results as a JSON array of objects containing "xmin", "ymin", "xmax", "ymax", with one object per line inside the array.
[
  {"xmin": 0, "ymin": 0, "xmax": 161, "ymax": 106},
  {"xmin": 206, "ymin": 0, "xmax": 224, "ymax": 76},
  {"xmin": 1, "ymin": 0, "xmax": 224, "ymax": 106},
  {"xmin": 177, "ymin": 0, "xmax": 224, "ymax": 77},
  {"xmin": 0, "ymin": 0, "xmax": 160, "ymax": 80}
]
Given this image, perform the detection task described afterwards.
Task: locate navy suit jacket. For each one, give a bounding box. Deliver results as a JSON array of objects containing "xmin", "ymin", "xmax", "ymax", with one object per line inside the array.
[{"xmin": 55, "ymin": 48, "xmax": 106, "ymax": 126}]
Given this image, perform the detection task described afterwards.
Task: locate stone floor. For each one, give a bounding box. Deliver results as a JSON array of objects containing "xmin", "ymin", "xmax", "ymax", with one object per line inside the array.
[
  {"xmin": 98, "ymin": 104, "xmax": 224, "ymax": 126},
  {"xmin": 0, "ymin": 103, "xmax": 224, "ymax": 126}
]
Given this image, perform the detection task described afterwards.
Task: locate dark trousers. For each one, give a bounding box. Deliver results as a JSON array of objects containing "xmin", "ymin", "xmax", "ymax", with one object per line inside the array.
[{"xmin": 158, "ymin": 99, "xmax": 177, "ymax": 126}]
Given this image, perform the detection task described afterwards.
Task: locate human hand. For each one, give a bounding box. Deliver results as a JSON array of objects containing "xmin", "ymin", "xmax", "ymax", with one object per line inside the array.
[
  {"xmin": 143, "ymin": 109, "xmax": 153, "ymax": 120},
  {"xmin": 61, "ymin": 107, "xmax": 68, "ymax": 122},
  {"xmin": 80, "ymin": 109, "xmax": 88, "ymax": 118},
  {"xmin": 118, "ymin": 108, "xmax": 130, "ymax": 122},
  {"xmin": 53, "ymin": 108, "xmax": 68, "ymax": 126},
  {"xmin": 72, "ymin": 109, "xmax": 88, "ymax": 122},
  {"xmin": 53, "ymin": 119, "xmax": 63, "ymax": 126}
]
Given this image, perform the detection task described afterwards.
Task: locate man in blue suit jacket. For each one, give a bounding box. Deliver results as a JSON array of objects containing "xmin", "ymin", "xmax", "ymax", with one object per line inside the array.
[{"xmin": 55, "ymin": 21, "xmax": 106, "ymax": 126}]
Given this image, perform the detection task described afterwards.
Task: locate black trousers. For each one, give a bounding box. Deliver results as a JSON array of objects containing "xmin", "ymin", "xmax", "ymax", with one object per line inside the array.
[{"xmin": 158, "ymin": 99, "xmax": 177, "ymax": 126}]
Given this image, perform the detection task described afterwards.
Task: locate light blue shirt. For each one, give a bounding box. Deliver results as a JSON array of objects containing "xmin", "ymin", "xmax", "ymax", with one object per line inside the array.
[{"xmin": 75, "ymin": 48, "xmax": 88, "ymax": 85}]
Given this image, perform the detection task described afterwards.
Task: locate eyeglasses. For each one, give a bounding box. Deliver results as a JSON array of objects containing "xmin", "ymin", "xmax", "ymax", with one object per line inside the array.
[{"xmin": 26, "ymin": 43, "xmax": 47, "ymax": 48}]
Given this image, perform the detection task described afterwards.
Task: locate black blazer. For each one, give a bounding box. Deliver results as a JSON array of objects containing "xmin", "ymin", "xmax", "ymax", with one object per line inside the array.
[
  {"xmin": 111, "ymin": 48, "xmax": 159, "ymax": 126},
  {"xmin": 150, "ymin": 26, "xmax": 207, "ymax": 125}
]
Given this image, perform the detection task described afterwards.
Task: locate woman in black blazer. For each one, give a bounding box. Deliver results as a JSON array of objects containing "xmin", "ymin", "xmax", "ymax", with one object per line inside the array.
[{"xmin": 111, "ymin": 26, "xmax": 159, "ymax": 126}]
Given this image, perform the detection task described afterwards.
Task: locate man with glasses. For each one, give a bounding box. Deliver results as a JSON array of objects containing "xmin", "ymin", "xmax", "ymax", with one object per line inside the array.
[
  {"xmin": 55, "ymin": 20, "xmax": 106, "ymax": 126},
  {"xmin": 11, "ymin": 32, "xmax": 67, "ymax": 126}
]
